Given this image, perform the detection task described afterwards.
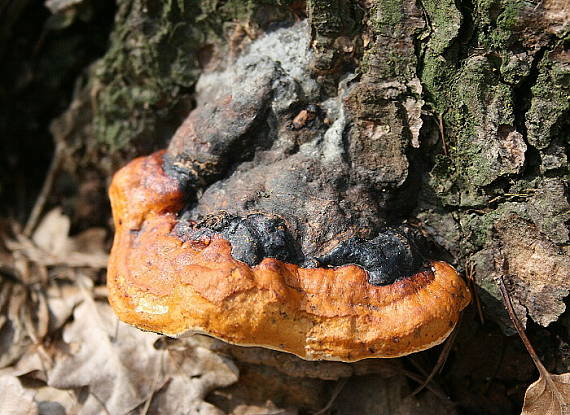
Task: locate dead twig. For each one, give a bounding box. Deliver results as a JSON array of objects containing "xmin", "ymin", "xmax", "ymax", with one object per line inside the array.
[
  {"xmin": 89, "ymin": 390, "xmax": 113, "ymax": 415},
  {"xmin": 498, "ymin": 276, "xmax": 545, "ymax": 372},
  {"xmin": 401, "ymin": 368, "xmax": 450, "ymax": 401},
  {"xmin": 487, "ymin": 189, "xmax": 537, "ymax": 205},
  {"xmin": 313, "ymin": 377, "xmax": 349, "ymax": 415},
  {"xmin": 498, "ymin": 276, "xmax": 570, "ymax": 414},
  {"xmin": 407, "ymin": 356, "xmax": 429, "ymax": 378},
  {"xmin": 23, "ymin": 142, "xmax": 63, "ymax": 237},
  {"xmin": 139, "ymin": 352, "xmax": 166, "ymax": 415},
  {"xmin": 410, "ymin": 327, "xmax": 458, "ymax": 397},
  {"xmin": 7, "ymin": 232, "xmax": 108, "ymax": 269}
]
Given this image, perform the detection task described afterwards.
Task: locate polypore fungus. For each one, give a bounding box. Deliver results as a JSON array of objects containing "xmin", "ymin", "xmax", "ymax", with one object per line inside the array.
[
  {"xmin": 108, "ymin": 152, "xmax": 470, "ymax": 361},
  {"xmin": 107, "ymin": 22, "xmax": 471, "ymax": 361}
]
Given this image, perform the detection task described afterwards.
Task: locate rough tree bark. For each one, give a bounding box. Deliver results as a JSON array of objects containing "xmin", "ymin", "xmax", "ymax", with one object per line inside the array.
[{"xmin": 41, "ymin": 0, "xmax": 569, "ymax": 413}]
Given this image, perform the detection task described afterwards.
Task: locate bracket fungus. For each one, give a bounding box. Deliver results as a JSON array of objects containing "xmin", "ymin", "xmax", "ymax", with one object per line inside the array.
[
  {"xmin": 108, "ymin": 152, "xmax": 470, "ymax": 361},
  {"xmin": 107, "ymin": 22, "xmax": 471, "ymax": 362}
]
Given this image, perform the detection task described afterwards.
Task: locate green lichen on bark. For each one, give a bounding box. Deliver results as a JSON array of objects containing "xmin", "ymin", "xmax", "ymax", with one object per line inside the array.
[
  {"xmin": 526, "ymin": 44, "xmax": 570, "ymax": 152},
  {"xmin": 420, "ymin": 0, "xmax": 462, "ymax": 55},
  {"xmin": 417, "ymin": 0, "xmax": 462, "ymax": 119},
  {"xmin": 307, "ymin": 0, "xmax": 354, "ymax": 36},
  {"xmin": 488, "ymin": 1, "xmax": 525, "ymax": 49},
  {"xmin": 363, "ymin": 0, "xmax": 423, "ymax": 82},
  {"xmin": 94, "ymin": 0, "xmax": 204, "ymax": 150},
  {"xmin": 453, "ymin": 57, "xmax": 522, "ymax": 189},
  {"xmin": 371, "ymin": 0, "xmax": 403, "ymax": 31},
  {"xmin": 421, "ymin": 0, "xmax": 548, "ymax": 202},
  {"xmin": 415, "ymin": 0, "xmax": 569, "ymax": 330},
  {"xmin": 93, "ymin": 0, "xmax": 298, "ymax": 150}
]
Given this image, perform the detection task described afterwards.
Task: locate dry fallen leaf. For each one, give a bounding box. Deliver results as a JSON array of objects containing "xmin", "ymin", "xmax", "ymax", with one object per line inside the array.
[
  {"xmin": 522, "ymin": 372, "xmax": 570, "ymax": 415},
  {"xmin": 32, "ymin": 207, "xmax": 70, "ymax": 257},
  {"xmin": 145, "ymin": 339, "xmax": 239, "ymax": 414},
  {"xmin": 0, "ymin": 375, "xmax": 39, "ymax": 415},
  {"xmin": 45, "ymin": 283, "xmax": 84, "ymax": 332},
  {"xmin": 33, "ymin": 384, "xmax": 79, "ymax": 415},
  {"xmin": 499, "ymin": 277, "xmax": 570, "ymax": 415},
  {"xmin": 47, "ymin": 295, "xmax": 165, "ymax": 415},
  {"xmin": 7, "ymin": 208, "xmax": 109, "ymax": 269},
  {"xmin": 0, "ymin": 280, "xmax": 48, "ymax": 369},
  {"xmin": 47, "ymin": 287, "xmax": 238, "ymax": 415},
  {"xmin": 0, "ymin": 346, "xmax": 48, "ymax": 379}
]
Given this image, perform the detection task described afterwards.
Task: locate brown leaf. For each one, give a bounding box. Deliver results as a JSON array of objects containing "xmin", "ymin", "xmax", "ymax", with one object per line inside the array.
[
  {"xmin": 8, "ymin": 208, "xmax": 109, "ymax": 269},
  {"xmin": 45, "ymin": 0, "xmax": 85, "ymax": 14},
  {"xmin": 146, "ymin": 341, "xmax": 239, "ymax": 414},
  {"xmin": 33, "ymin": 384, "xmax": 78, "ymax": 414},
  {"xmin": 45, "ymin": 283, "xmax": 84, "ymax": 332},
  {"xmin": 47, "ymin": 293, "xmax": 237, "ymax": 415},
  {"xmin": 0, "ymin": 283, "xmax": 34, "ymax": 368},
  {"xmin": 32, "ymin": 208, "xmax": 70, "ymax": 257},
  {"xmin": 0, "ymin": 375, "xmax": 39, "ymax": 415},
  {"xmin": 522, "ymin": 372, "xmax": 570, "ymax": 415},
  {"xmin": 0, "ymin": 346, "xmax": 47, "ymax": 378},
  {"xmin": 47, "ymin": 296, "xmax": 168, "ymax": 414}
]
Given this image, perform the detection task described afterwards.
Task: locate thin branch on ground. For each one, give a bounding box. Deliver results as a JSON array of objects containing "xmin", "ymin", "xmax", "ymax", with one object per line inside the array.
[
  {"xmin": 313, "ymin": 377, "xmax": 349, "ymax": 415},
  {"xmin": 23, "ymin": 142, "xmax": 63, "ymax": 237},
  {"xmin": 401, "ymin": 369, "xmax": 450, "ymax": 401},
  {"xmin": 498, "ymin": 276, "xmax": 548, "ymax": 376},
  {"xmin": 410, "ymin": 327, "xmax": 458, "ymax": 397}
]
